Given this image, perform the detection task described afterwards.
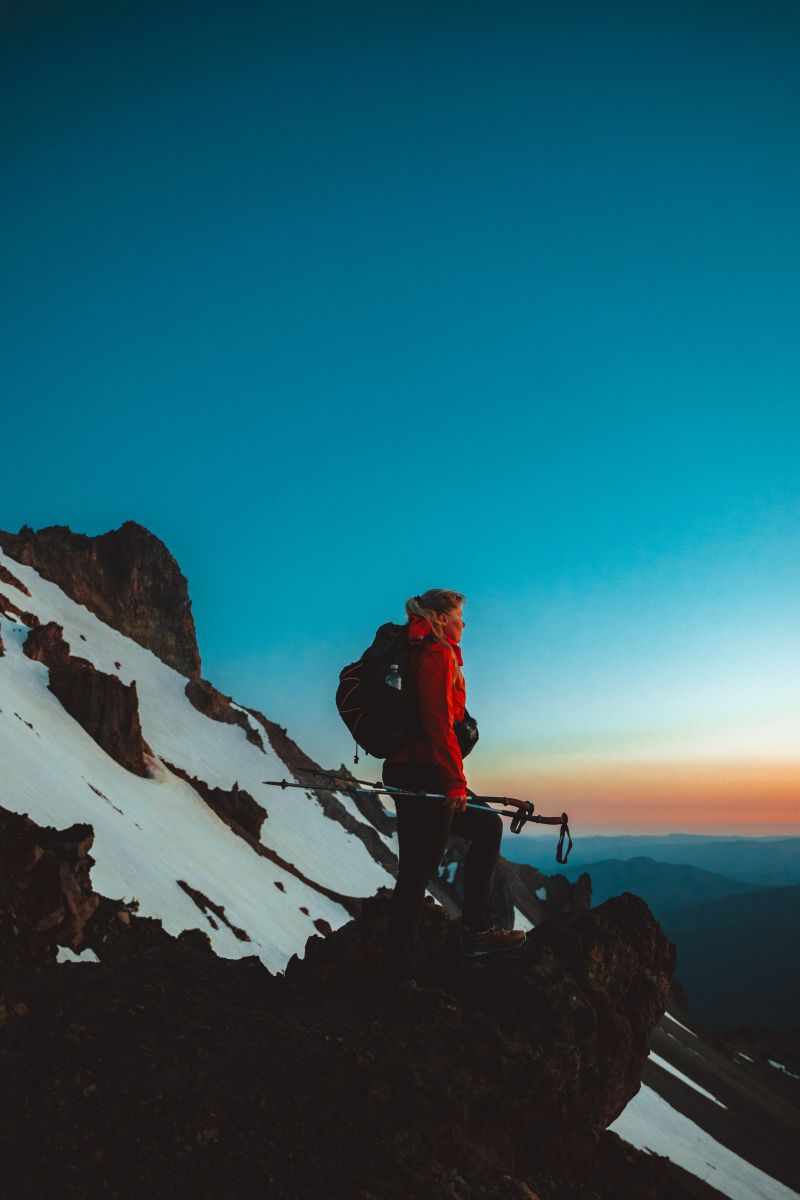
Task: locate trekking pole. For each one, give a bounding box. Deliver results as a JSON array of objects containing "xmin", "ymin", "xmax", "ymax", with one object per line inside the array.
[{"xmin": 260, "ymin": 772, "xmax": 573, "ymax": 863}]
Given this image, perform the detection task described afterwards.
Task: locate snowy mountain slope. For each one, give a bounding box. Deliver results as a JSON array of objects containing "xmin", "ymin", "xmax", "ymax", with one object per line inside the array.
[
  {"xmin": 0, "ymin": 545, "xmax": 394, "ymax": 971},
  {"xmin": 610, "ymin": 1005, "xmax": 800, "ymax": 1200},
  {"xmin": 612, "ymin": 1084, "xmax": 796, "ymax": 1200}
]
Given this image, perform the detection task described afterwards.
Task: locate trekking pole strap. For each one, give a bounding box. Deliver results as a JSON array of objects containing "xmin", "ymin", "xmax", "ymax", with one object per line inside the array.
[{"xmin": 556, "ymin": 817, "xmax": 573, "ymax": 864}]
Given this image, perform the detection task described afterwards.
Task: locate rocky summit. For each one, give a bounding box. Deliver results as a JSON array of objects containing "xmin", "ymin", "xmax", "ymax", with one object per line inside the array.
[
  {"xmin": 0, "ymin": 522, "xmax": 200, "ymax": 678},
  {"xmin": 0, "ymin": 804, "xmax": 680, "ymax": 1200}
]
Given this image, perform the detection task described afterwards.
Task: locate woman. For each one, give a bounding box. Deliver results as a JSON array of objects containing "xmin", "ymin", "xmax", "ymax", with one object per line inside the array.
[{"xmin": 383, "ymin": 589, "xmax": 525, "ymax": 984}]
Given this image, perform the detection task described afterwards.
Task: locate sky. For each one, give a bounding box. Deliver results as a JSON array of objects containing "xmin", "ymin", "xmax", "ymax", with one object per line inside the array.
[{"xmin": 2, "ymin": 0, "xmax": 798, "ymax": 834}]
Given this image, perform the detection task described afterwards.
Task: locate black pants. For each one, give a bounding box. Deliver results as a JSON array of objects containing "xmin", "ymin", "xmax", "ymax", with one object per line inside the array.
[{"xmin": 383, "ymin": 761, "xmax": 503, "ymax": 981}]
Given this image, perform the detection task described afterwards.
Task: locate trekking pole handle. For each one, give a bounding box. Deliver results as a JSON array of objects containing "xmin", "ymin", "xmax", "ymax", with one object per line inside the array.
[{"xmin": 510, "ymin": 801, "xmax": 534, "ymax": 834}]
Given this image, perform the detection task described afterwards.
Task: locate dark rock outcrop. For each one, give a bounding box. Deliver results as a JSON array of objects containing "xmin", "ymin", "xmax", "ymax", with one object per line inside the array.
[
  {"xmin": 0, "ymin": 562, "xmax": 30, "ymax": 595},
  {"xmin": 0, "ymin": 591, "xmax": 39, "ymax": 626},
  {"xmin": 166, "ymin": 762, "xmax": 267, "ymax": 841},
  {"xmin": 0, "ymin": 807, "xmax": 214, "ymax": 967},
  {"xmin": 250, "ymin": 707, "xmax": 329, "ymax": 781},
  {"xmin": 22, "ymin": 620, "xmax": 71, "ymax": 668},
  {"xmin": 177, "ymin": 879, "xmax": 251, "ymax": 941},
  {"xmin": 0, "ymin": 522, "xmax": 200, "ymax": 677},
  {"xmin": 185, "ymin": 678, "xmax": 265, "ymax": 750},
  {"xmin": 1, "ymin": 841, "xmax": 680, "ymax": 1200},
  {"xmin": 0, "ymin": 809, "xmax": 99, "ymax": 962},
  {"xmin": 288, "ymin": 891, "xmax": 675, "ymax": 1149},
  {"xmin": 23, "ymin": 622, "xmax": 150, "ymax": 777}
]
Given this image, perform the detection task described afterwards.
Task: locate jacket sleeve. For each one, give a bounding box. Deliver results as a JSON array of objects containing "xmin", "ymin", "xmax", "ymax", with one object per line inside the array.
[{"xmin": 416, "ymin": 645, "xmax": 467, "ymax": 796}]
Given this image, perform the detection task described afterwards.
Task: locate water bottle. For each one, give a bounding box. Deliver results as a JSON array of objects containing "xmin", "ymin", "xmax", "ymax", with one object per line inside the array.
[{"xmin": 385, "ymin": 663, "xmax": 402, "ymax": 690}]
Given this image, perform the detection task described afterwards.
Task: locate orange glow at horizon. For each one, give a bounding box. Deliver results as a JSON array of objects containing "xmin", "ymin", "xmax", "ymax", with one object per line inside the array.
[{"xmin": 472, "ymin": 758, "xmax": 800, "ymax": 834}]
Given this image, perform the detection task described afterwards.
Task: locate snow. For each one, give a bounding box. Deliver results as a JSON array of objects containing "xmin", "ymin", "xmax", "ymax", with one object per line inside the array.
[
  {"xmin": 333, "ymin": 790, "xmax": 398, "ymax": 854},
  {"xmin": 57, "ymin": 947, "xmax": 100, "ymax": 964},
  {"xmin": 535, "ymin": 886, "xmax": 547, "ymax": 901},
  {"xmin": 513, "ymin": 906, "xmax": 535, "ymax": 932},
  {"xmin": 736, "ymin": 1052, "xmax": 755, "ymax": 1063},
  {"xmin": 664, "ymin": 1011, "xmax": 698, "ymax": 1037},
  {"xmin": 612, "ymin": 1085, "xmax": 800, "ymax": 1200},
  {"xmin": 649, "ymin": 1051, "xmax": 727, "ymax": 1107},
  {"xmin": 379, "ymin": 794, "xmax": 397, "ymax": 818},
  {"xmin": 768, "ymin": 1060, "xmax": 800, "ymax": 1080},
  {"xmin": 0, "ymin": 550, "xmax": 396, "ymax": 973}
]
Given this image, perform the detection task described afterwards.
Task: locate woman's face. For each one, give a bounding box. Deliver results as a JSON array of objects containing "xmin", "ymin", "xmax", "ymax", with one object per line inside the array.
[{"xmin": 439, "ymin": 603, "xmax": 465, "ymax": 644}]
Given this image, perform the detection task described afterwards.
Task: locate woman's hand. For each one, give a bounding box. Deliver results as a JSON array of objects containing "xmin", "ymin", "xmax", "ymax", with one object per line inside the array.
[{"xmin": 446, "ymin": 789, "xmax": 468, "ymax": 812}]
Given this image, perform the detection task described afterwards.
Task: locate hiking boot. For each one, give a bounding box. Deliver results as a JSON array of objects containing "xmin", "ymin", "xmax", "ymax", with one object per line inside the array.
[{"xmin": 462, "ymin": 926, "xmax": 527, "ymax": 957}]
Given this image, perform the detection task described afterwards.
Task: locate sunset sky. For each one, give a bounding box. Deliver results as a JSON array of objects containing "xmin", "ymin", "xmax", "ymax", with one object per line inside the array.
[{"xmin": 2, "ymin": 1, "xmax": 798, "ymax": 833}]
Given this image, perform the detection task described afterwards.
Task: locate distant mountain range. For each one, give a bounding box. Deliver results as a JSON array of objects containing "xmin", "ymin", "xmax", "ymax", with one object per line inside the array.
[
  {"xmin": 510, "ymin": 833, "xmax": 800, "ymax": 889},
  {"xmin": 562, "ymin": 855, "xmax": 760, "ymax": 917}
]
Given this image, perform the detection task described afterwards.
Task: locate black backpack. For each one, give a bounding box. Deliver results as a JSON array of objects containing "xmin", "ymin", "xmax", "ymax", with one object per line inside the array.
[{"xmin": 336, "ymin": 622, "xmax": 479, "ymax": 761}]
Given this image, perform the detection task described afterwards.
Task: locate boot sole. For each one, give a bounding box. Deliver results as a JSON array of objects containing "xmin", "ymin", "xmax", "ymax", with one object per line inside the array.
[{"xmin": 463, "ymin": 934, "xmax": 527, "ymax": 958}]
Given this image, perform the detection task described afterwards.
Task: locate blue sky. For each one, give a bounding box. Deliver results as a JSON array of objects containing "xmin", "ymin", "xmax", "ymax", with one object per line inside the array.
[{"xmin": 2, "ymin": 0, "xmax": 798, "ymax": 831}]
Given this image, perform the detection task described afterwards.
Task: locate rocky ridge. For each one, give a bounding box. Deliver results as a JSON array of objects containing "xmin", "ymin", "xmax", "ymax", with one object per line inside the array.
[{"xmin": 0, "ymin": 522, "xmax": 200, "ymax": 677}]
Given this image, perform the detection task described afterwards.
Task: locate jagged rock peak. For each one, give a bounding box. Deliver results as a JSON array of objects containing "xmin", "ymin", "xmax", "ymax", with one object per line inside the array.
[{"xmin": 0, "ymin": 521, "xmax": 200, "ymax": 678}]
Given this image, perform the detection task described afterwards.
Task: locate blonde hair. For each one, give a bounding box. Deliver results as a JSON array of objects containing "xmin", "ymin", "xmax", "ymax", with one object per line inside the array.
[{"xmin": 405, "ymin": 589, "xmax": 466, "ymax": 682}]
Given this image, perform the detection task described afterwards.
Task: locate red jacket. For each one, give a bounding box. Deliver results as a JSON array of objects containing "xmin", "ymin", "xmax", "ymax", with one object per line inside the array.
[{"xmin": 388, "ymin": 617, "xmax": 467, "ymax": 797}]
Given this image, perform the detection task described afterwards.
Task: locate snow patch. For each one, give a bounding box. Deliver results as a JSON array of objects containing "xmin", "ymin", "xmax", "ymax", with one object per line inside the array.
[
  {"xmin": 664, "ymin": 1011, "xmax": 697, "ymax": 1037},
  {"xmin": 649, "ymin": 1051, "xmax": 727, "ymax": 1108},
  {"xmin": 768, "ymin": 1060, "xmax": 800, "ymax": 1080},
  {"xmin": 333, "ymin": 790, "xmax": 398, "ymax": 854},
  {"xmin": 513, "ymin": 907, "xmax": 535, "ymax": 932},
  {"xmin": 612, "ymin": 1084, "xmax": 799, "ymax": 1200},
  {"xmin": 379, "ymin": 794, "xmax": 397, "ymax": 818},
  {"xmin": 57, "ymin": 947, "xmax": 100, "ymax": 964}
]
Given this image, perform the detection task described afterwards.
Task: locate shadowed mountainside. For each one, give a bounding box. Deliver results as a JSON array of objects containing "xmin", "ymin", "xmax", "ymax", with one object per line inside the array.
[{"xmin": 661, "ymin": 885, "xmax": 800, "ymax": 1032}]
